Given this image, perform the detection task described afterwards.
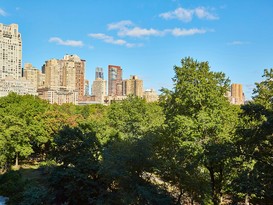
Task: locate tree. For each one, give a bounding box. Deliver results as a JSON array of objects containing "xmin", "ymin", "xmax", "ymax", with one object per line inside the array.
[
  {"xmin": 48, "ymin": 125, "xmax": 102, "ymax": 204},
  {"xmin": 107, "ymin": 95, "xmax": 164, "ymax": 138},
  {"xmin": 100, "ymin": 135, "xmax": 175, "ymax": 205},
  {"xmin": 0, "ymin": 93, "xmax": 49, "ymax": 167},
  {"xmin": 0, "ymin": 115, "xmax": 33, "ymax": 167},
  {"xmin": 234, "ymin": 68, "xmax": 273, "ymax": 203},
  {"xmin": 159, "ymin": 57, "xmax": 239, "ymax": 205}
]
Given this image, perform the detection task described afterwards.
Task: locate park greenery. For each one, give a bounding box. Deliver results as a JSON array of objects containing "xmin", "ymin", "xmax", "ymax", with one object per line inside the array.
[{"xmin": 0, "ymin": 57, "xmax": 273, "ymax": 204}]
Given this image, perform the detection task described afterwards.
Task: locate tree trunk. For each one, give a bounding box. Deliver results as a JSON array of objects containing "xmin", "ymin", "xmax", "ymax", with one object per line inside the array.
[
  {"xmin": 15, "ymin": 152, "xmax": 19, "ymax": 167},
  {"xmin": 245, "ymin": 194, "xmax": 250, "ymax": 205},
  {"xmin": 209, "ymin": 167, "xmax": 220, "ymax": 205}
]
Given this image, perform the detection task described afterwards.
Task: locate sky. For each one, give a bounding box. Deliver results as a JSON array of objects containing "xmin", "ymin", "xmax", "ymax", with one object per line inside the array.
[{"xmin": 1, "ymin": 0, "xmax": 273, "ymax": 99}]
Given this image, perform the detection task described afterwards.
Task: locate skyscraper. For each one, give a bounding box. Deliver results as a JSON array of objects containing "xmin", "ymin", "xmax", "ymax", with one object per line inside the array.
[
  {"xmin": 231, "ymin": 83, "xmax": 244, "ymax": 105},
  {"xmin": 0, "ymin": 23, "xmax": 22, "ymax": 79},
  {"xmin": 122, "ymin": 75, "xmax": 143, "ymax": 97},
  {"xmin": 108, "ymin": 65, "xmax": 122, "ymax": 96},
  {"xmin": 95, "ymin": 67, "xmax": 104, "ymax": 79},
  {"xmin": 63, "ymin": 54, "xmax": 85, "ymax": 97},
  {"xmin": 40, "ymin": 54, "xmax": 86, "ymax": 104},
  {"xmin": 23, "ymin": 63, "xmax": 45, "ymax": 88},
  {"xmin": 92, "ymin": 78, "xmax": 107, "ymax": 103}
]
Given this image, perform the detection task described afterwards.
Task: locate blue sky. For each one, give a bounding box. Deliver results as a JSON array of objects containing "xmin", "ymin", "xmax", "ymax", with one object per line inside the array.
[{"xmin": 1, "ymin": 0, "xmax": 273, "ymax": 99}]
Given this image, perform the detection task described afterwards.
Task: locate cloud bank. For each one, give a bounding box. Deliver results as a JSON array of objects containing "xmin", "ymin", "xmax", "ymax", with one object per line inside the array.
[
  {"xmin": 160, "ymin": 6, "xmax": 218, "ymax": 22},
  {"xmin": 88, "ymin": 33, "xmax": 143, "ymax": 48},
  {"xmin": 49, "ymin": 37, "xmax": 84, "ymax": 47}
]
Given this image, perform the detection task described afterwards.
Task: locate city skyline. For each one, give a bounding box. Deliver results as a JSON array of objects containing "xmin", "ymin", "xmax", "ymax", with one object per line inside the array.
[{"xmin": 1, "ymin": 1, "xmax": 273, "ymax": 99}]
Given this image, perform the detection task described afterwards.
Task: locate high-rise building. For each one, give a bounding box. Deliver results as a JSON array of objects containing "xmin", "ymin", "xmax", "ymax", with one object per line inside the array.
[
  {"xmin": 230, "ymin": 83, "xmax": 244, "ymax": 105},
  {"xmin": 63, "ymin": 54, "xmax": 85, "ymax": 97},
  {"xmin": 0, "ymin": 23, "xmax": 22, "ymax": 79},
  {"xmin": 108, "ymin": 65, "xmax": 122, "ymax": 96},
  {"xmin": 44, "ymin": 59, "xmax": 65, "ymax": 89},
  {"xmin": 96, "ymin": 67, "xmax": 104, "ymax": 79},
  {"xmin": 85, "ymin": 80, "xmax": 90, "ymax": 96},
  {"xmin": 40, "ymin": 54, "xmax": 86, "ymax": 104},
  {"xmin": 92, "ymin": 78, "xmax": 107, "ymax": 103},
  {"xmin": 122, "ymin": 75, "xmax": 143, "ymax": 97},
  {"xmin": 23, "ymin": 63, "xmax": 45, "ymax": 88}
]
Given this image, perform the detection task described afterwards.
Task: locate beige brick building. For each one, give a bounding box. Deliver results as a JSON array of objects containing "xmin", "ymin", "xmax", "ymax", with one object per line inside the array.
[
  {"xmin": 38, "ymin": 87, "xmax": 78, "ymax": 105},
  {"xmin": 0, "ymin": 76, "xmax": 37, "ymax": 97},
  {"xmin": 23, "ymin": 63, "xmax": 45, "ymax": 88},
  {"xmin": 39, "ymin": 55, "xmax": 85, "ymax": 104},
  {"xmin": 230, "ymin": 83, "xmax": 245, "ymax": 105},
  {"xmin": 92, "ymin": 78, "xmax": 107, "ymax": 103},
  {"xmin": 143, "ymin": 89, "xmax": 158, "ymax": 102},
  {"xmin": 122, "ymin": 75, "xmax": 143, "ymax": 97}
]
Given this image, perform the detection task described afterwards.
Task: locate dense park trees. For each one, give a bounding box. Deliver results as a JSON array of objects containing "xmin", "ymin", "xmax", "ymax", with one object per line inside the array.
[{"xmin": 0, "ymin": 58, "xmax": 273, "ymax": 204}]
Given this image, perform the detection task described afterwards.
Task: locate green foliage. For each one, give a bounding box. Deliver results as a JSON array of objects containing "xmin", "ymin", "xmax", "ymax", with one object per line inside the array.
[
  {"xmin": 100, "ymin": 136, "xmax": 175, "ymax": 205},
  {"xmin": 0, "ymin": 93, "xmax": 49, "ymax": 168},
  {"xmin": 159, "ymin": 57, "xmax": 238, "ymax": 204},
  {"xmin": 0, "ymin": 170, "xmax": 25, "ymax": 204},
  {"xmin": 232, "ymin": 68, "xmax": 273, "ymax": 203},
  {"xmin": 48, "ymin": 126, "xmax": 103, "ymax": 204},
  {"xmin": 20, "ymin": 184, "xmax": 48, "ymax": 205},
  {"xmin": 1, "ymin": 60, "xmax": 273, "ymax": 205},
  {"xmin": 107, "ymin": 95, "xmax": 164, "ymax": 138}
]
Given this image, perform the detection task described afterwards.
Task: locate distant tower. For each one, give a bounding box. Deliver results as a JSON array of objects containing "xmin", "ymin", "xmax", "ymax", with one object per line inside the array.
[
  {"xmin": 0, "ymin": 23, "xmax": 22, "ymax": 79},
  {"xmin": 231, "ymin": 83, "xmax": 244, "ymax": 105},
  {"xmin": 108, "ymin": 65, "xmax": 122, "ymax": 96},
  {"xmin": 122, "ymin": 75, "xmax": 143, "ymax": 97},
  {"xmin": 63, "ymin": 54, "xmax": 85, "ymax": 98},
  {"xmin": 95, "ymin": 67, "xmax": 104, "ymax": 79},
  {"xmin": 84, "ymin": 80, "xmax": 89, "ymax": 96},
  {"xmin": 92, "ymin": 78, "xmax": 107, "ymax": 103}
]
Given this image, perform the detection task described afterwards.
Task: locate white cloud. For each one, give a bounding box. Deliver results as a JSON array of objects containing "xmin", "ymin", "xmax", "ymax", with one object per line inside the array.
[
  {"xmin": 108, "ymin": 20, "xmax": 133, "ymax": 30},
  {"xmin": 227, "ymin": 41, "xmax": 250, "ymax": 45},
  {"xmin": 194, "ymin": 7, "xmax": 218, "ymax": 20},
  {"xmin": 160, "ymin": 7, "xmax": 193, "ymax": 22},
  {"xmin": 88, "ymin": 33, "xmax": 142, "ymax": 48},
  {"xmin": 88, "ymin": 33, "xmax": 126, "ymax": 45},
  {"xmin": 89, "ymin": 20, "xmax": 211, "ymax": 47},
  {"xmin": 49, "ymin": 37, "xmax": 84, "ymax": 47},
  {"xmin": 0, "ymin": 8, "xmax": 7, "ymax": 16},
  {"xmin": 167, "ymin": 28, "xmax": 208, "ymax": 36},
  {"xmin": 118, "ymin": 27, "xmax": 163, "ymax": 37},
  {"xmin": 107, "ymin": 20, "xmax": 163, "ymax": 38},
  {"xmin": 159, "ymin": 6, "xmax": 218, "ymax": 22}
]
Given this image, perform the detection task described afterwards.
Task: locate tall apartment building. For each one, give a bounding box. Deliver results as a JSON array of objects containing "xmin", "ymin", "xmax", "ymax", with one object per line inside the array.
[
  {"xmin": 23, "ymin": 63, "xmax": 45, "ymax": 88},
  {"xmin": 122, "ymin": 75, "xmax": 143, "ymax": 97},
  {"xmin": 108, "ymin": 65, "xmax": 122, "ymax": 96},
  {"xmin": 0, "ymin": 23, "xmax": 22, "ymax": 79},
  {"xmin": 96, "ymin": 67, "xmax": 104, "ymax": 79},
  {"xmin": 39, "ymin": 55, "xmax": 86, "ymax": 104},
  {"xmin": 63, "ymin": 54, "xmax": 85, "ymax": 97},
  {"xmin": 0, "ymin": 23, "xmax": 38, "ymax": 97},
  {"xmin": 92, "ymin": 78, "xmax": 107, "ymax": 103},
  {"xmin": 230, "ymin": 83, "xmax": 245, "ymax": 105}
]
